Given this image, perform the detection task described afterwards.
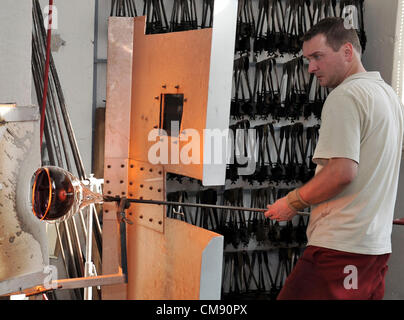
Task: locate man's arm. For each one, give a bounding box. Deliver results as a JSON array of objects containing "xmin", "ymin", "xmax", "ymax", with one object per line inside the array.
[{"xmin": 265, "ymin": 158, "xmax": 358, "ymax": 221}]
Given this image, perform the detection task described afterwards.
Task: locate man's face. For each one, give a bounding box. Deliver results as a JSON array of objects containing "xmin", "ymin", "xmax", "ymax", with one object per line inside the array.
[{"xmin": 302, "ymin": 34, "xmax": 348, "ymax": 88}]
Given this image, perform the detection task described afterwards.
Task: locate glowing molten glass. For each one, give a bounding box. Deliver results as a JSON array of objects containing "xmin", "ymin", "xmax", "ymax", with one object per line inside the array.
[{"xmin": 31, "ymin": 166, "xmax": 103, "ymax": 223}]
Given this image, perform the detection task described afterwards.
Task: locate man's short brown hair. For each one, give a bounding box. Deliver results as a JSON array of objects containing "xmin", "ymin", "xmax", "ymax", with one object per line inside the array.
[{"xmin": 302, "ymin": 17, "xmax": 362, "ymax": 54}]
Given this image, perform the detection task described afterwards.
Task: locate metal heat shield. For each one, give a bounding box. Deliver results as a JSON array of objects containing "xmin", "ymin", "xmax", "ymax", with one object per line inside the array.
[{"xmin": 103, "ymin": 0, "xmax": 238, "ymax": 300}]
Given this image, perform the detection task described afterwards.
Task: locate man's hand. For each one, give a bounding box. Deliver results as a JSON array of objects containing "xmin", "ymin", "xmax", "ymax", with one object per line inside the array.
[{"xmin": 264, "ymin": 197, "xmax": 297, "ymax": 222}]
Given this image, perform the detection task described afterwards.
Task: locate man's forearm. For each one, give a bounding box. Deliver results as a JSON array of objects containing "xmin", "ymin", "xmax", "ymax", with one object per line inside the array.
[{"xmin": 298, "ymin": 158, "xmax": 358, "ymax": 206}]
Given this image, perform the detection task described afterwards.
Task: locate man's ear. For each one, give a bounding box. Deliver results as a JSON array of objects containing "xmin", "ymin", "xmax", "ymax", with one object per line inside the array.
[{"xmin": 344, "ymin": 43, "xmax": 354, "ymax": 61}]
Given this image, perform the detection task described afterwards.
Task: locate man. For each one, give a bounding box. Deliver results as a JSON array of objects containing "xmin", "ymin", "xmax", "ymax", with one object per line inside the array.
[{"xmin": 265, "ymin": 17, "xmax": 404, "ymax": 299}]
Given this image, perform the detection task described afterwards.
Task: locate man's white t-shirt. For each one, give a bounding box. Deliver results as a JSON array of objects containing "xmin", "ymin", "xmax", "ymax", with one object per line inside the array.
[{"xmin": 307, "ymin": 71, "xmax": 404, "ymax": 255}]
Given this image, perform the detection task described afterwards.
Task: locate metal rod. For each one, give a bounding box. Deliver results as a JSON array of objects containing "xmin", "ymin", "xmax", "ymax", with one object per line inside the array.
[
  {"xmin": 84, "ymin": 205, "xmax": 94, "ymax": 300},
  {"xmin": 51, "ymin": 273, "xmax": 125, "ymax": 290},
  {"xmin": 104, "ymin": 196, "xmax": 310, "ymax": 216},
  {"xmin": 61, "ymin": 220, "xmax": 82, "ymax": 300},
  {"xmin": 107, "ymin": 196, "xmax": 404, "ymax": 224}
]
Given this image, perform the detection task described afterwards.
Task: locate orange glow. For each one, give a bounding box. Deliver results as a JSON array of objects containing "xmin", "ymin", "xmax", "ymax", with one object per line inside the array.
[
  {"xmin": 128, "ymin": 16, "xmax": 212, "ymax": 180},
  {"xmin": 31, "ymin": 167, "xmax": 52, "ymax": 221}
]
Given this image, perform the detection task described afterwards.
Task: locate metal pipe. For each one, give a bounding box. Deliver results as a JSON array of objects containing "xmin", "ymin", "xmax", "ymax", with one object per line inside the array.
[
  {"xmin": 92, "ymin": 0, "xmax": 99, "ymax": 172},
  {"xmin": 84, "ymin": 204, "xmax": 94, "ymax": 300},
  {"xmin": 55, "ymin": 223, "xmax": 69, "ymax": 279},
  {"xmin": 104, "ymin": 196, "xmax": 309, "ymax": 216},
  {"xmin": 34, "ymin": 0, "xmax": 86, "ymax": 180},
  {"xmin": 62, "ymin": 220, "xmax": 83, "ymax": 300},
  {"xmin": 104, "ymin": 197, "xmax": 404, "ymax": 224}
]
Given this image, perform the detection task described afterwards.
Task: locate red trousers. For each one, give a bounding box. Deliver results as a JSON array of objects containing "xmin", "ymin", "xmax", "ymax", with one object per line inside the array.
[{"xmin": 277, "ymin": 245, "xmax": 390, "ymax": 300}]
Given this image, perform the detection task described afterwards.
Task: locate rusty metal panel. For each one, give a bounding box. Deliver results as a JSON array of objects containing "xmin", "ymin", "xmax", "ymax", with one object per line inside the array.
[
  {"xmin": 127, "ymin": 217, "xmax": 221, "ymax": 300},
  {"xmin": 102, "ymin": 158, "xmax": 129, "ymax": 299},
  {"xmin": 102, "ymin": 17, "xmax": 134, "ymax": 299},
  {"xmin": 127, "ymin": 160, "xmax": 165, "ymax": 233},
  {"xmin": 105, "ymin": 18, "xmax": 134, "ymax": 159},
  {"xmin": 104, "ymin": 16, "xmax": 227, "ymax": 300},
  {"xmin": 103, "ymin": 158, "xmax": 129, "ymax": 201},
  {"xmin": 129, "ymin": 16, "xmax": 212, "ymax": 180},
  {"xmin": 100, "ymin": 213, "xmax": 127, "ymax": 300}
]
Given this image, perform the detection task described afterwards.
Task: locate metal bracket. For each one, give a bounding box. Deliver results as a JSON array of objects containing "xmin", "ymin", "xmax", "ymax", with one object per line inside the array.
[
  {"xmin": 127, "ymin": 160, "xmax": 165, "ymax": 233},
  {"xmin": 0, "ymin": 106, "xmax": 39, "ymax": 123},
  {"xmin": 116, "ymin": 197, "xmax": 133, "ymax": 283}
]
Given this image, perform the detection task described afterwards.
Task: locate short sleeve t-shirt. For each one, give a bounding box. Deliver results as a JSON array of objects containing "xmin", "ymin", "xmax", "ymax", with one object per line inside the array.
[{"xmin": 307, "ymin": 72, "xmax": 404, "ymax": 254}]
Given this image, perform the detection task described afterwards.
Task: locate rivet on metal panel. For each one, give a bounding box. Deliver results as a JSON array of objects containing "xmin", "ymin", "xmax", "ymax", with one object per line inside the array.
[{"xmin": 127, "ymin": 160, "xmax": 164, "ymax": 233}]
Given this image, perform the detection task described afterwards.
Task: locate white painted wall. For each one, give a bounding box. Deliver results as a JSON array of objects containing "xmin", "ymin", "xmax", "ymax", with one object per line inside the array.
[
  {"xmin": 37, "ymin": 0, "xmax": 95, "ymax": 176},
  {"xmin": 362, "ymin": 0, "xmax": 404, "ymax": 300},
  {"xmin": 362, "ymin": 0, "xmax": 398, "ymax": 85},
  {"xmin": 0, "ymin": 1, "xmax": 32, "ymax": 106}
]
